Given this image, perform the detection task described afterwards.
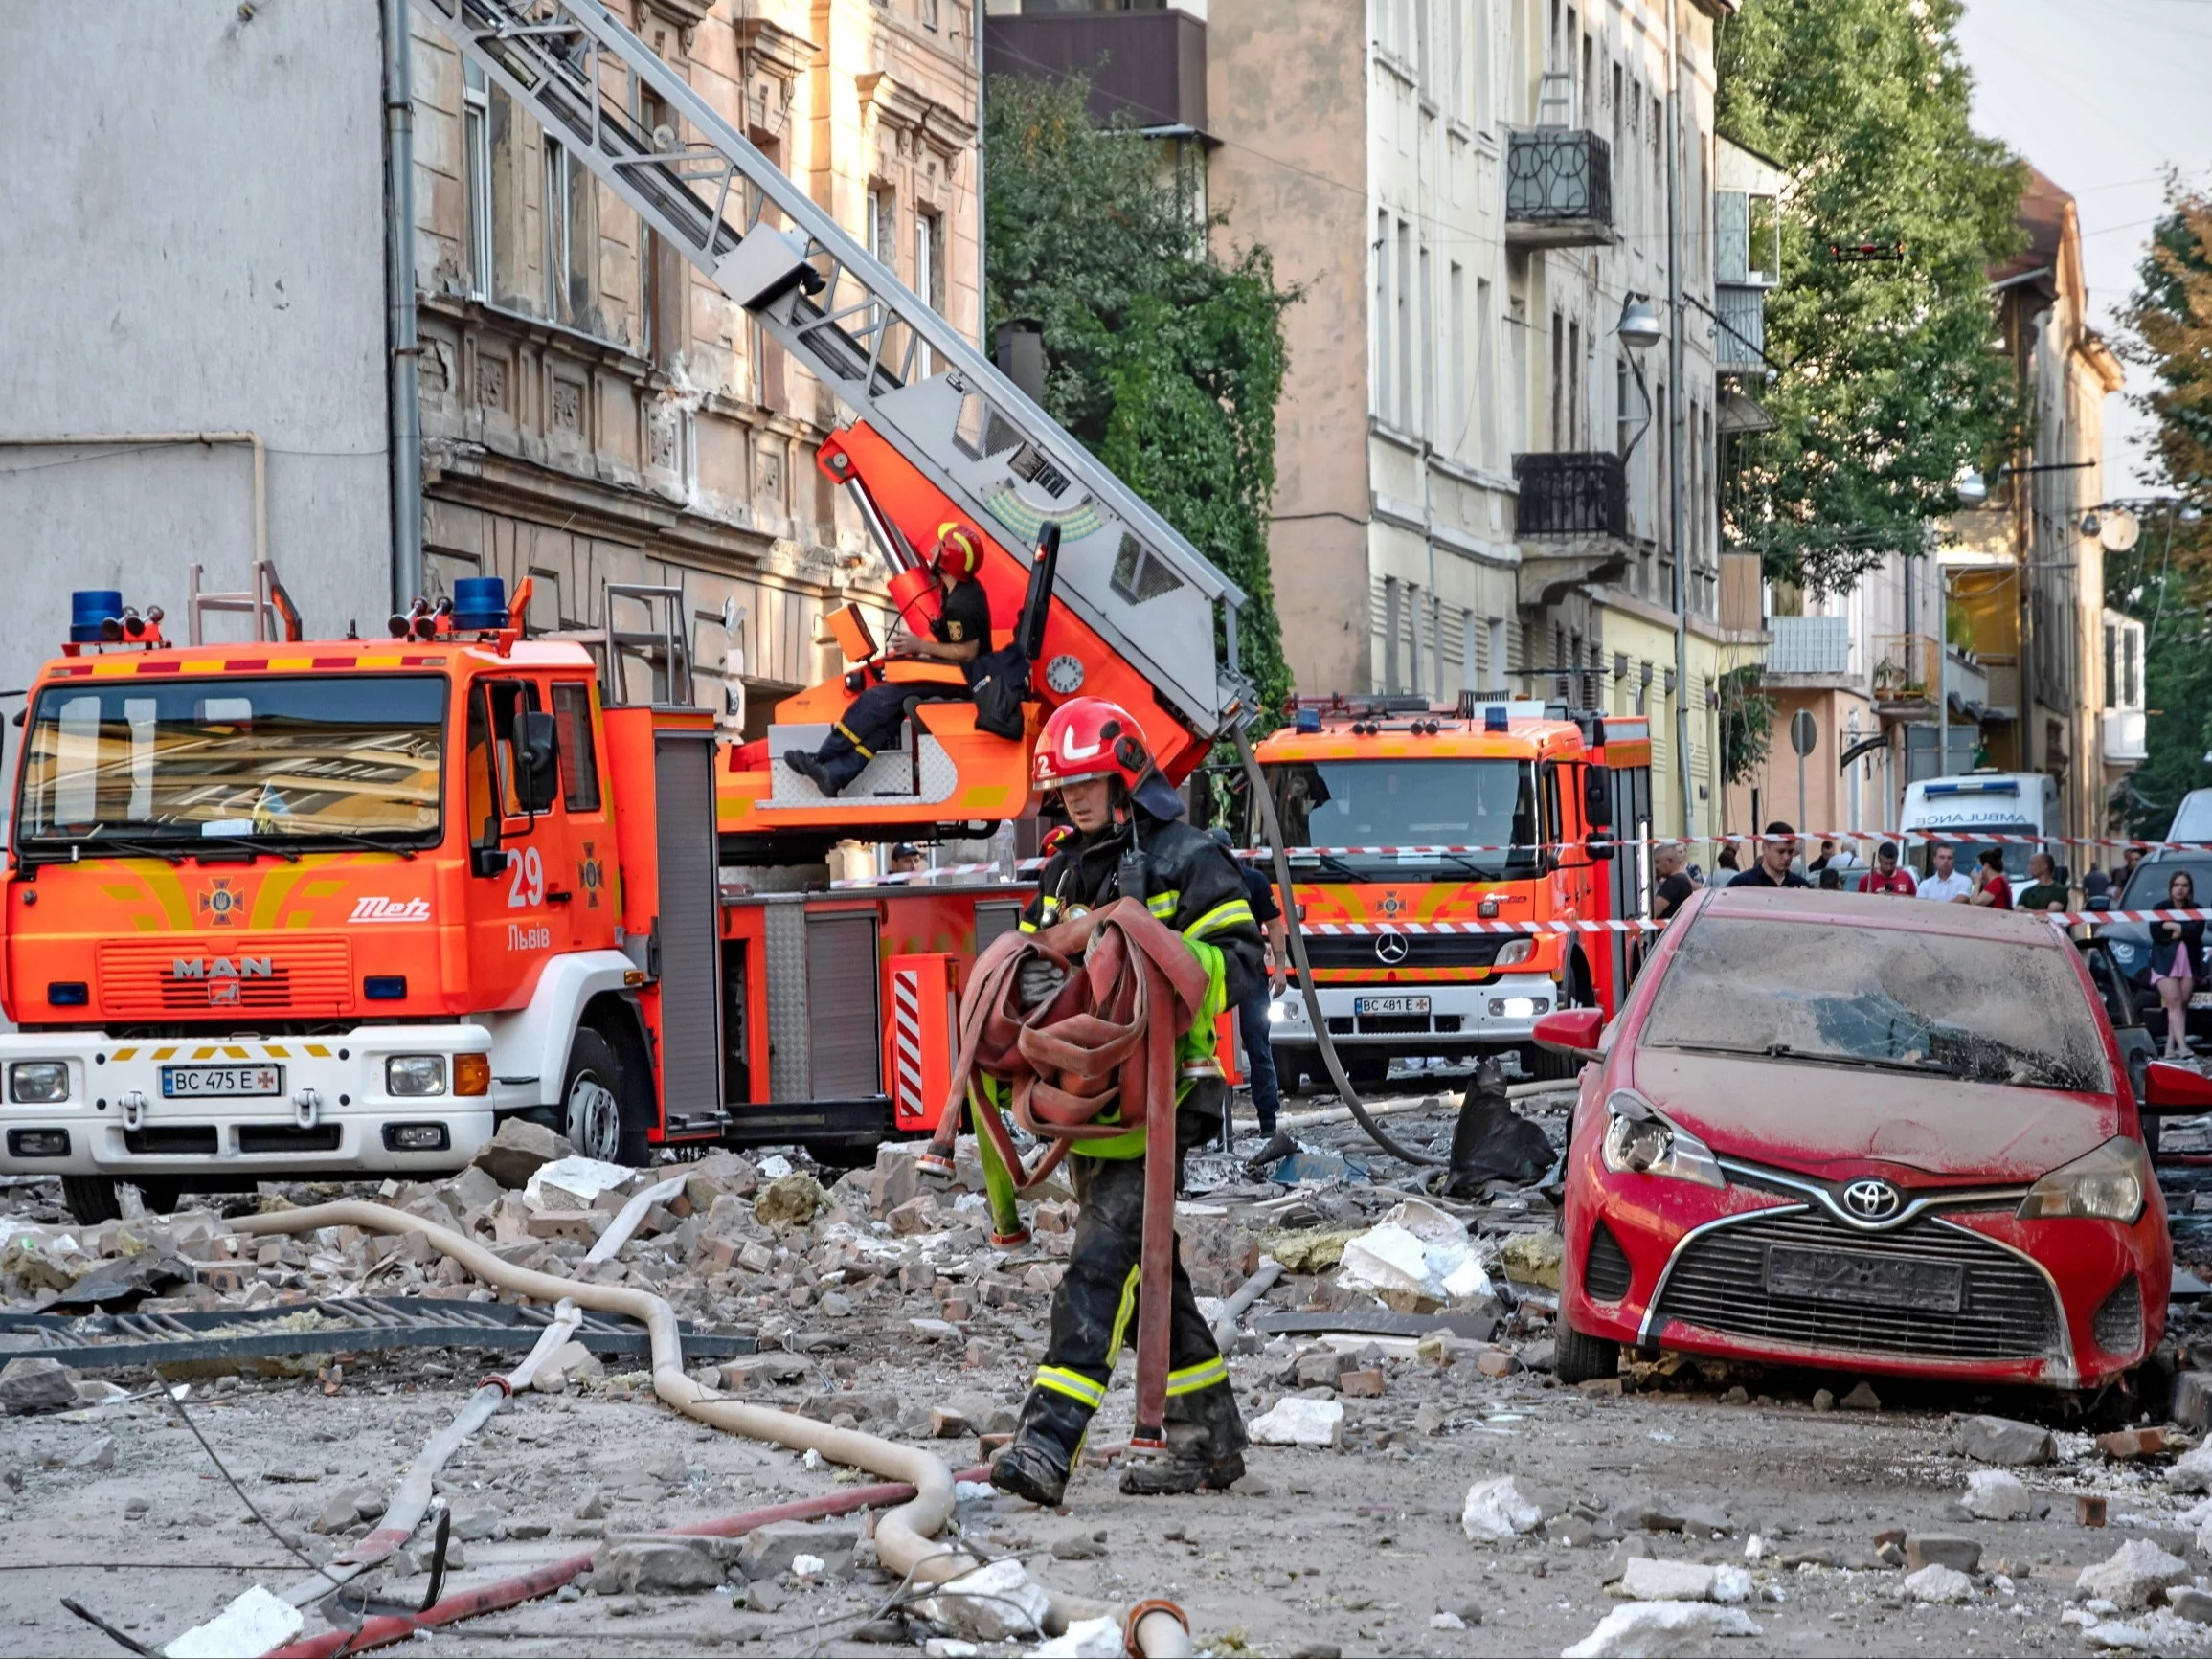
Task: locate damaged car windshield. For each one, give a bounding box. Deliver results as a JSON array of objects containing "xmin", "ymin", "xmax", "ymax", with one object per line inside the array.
[{"xmin": 1640, "ymin": 917, "xmax": 2110, "ymax": 1093}]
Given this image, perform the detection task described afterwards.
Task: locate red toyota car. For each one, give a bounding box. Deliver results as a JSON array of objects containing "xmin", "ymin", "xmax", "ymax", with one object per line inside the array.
[{"xmin": 1534, "ymin": 887, "xmax": 2206, "ymax": 1392}]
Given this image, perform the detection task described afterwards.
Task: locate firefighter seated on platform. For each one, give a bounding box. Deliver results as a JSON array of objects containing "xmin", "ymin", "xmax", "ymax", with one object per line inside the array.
[
  {"xmin": 781, "ymin": 521, "xmax": 992, "ymax": 797},
  {"xmin": 989, "ymin": 695, "xmax": 1266, "ymax": 1503}
]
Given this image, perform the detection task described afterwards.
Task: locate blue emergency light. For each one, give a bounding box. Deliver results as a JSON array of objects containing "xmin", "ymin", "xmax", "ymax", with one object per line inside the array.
[
  {"xmin": 1484, "ymin": 705, "xmax": 1509, "ymax": 733},
  {"xmin": 70, "ymin": 590, "xmax": 123, "ymax": 644},
  {"xmin": 451, "ymin": 576, "xmax": 508, "ymax": 632},
  {"xmin": 1925, "ymin": 779, "xmax": 2019, "ymax": 796}
]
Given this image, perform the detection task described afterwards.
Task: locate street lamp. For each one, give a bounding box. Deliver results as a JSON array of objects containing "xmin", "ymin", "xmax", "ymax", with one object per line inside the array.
[
  {"xmin": 1955, "ymin": 466, "xmax": 1989, "ymax": 508},
  {"xmin": 1618, "ymin": 296, "xmax": 1664, "ymax": 352}
]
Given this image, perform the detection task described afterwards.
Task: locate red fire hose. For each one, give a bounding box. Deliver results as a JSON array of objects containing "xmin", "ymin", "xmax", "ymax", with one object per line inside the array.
[
  {"xmin": 265, "ymin": 1472, "xmax": 991, "ymax": 1659},
  {"xmin": 929, "ymin": 897, "xmax": 1212, "ymax": 1450}
]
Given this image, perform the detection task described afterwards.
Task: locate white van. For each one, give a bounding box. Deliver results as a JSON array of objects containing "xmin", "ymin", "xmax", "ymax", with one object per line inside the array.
[
  {"xmin": 2168, "ymin": 789, "xmax": 2212, "ymax": 846},
  {"xmin": 1898, "ymin": 771, "xmax": 2058, "ymax": 880}
]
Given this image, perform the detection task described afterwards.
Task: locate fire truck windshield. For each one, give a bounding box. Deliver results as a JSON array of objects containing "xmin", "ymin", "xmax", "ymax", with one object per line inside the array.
[
  {"xmin": 1263, "ymin": 758, "xmax": 1540, "ymax": 880},
  {"xmin": 16, "ymin": 676, "xmax": 445, "ymax": 852}
]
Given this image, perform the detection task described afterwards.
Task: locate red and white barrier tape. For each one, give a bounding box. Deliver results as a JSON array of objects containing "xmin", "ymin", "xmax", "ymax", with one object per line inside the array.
[
  {"xmin": 1244, "ymin": 830, "xmax": 2212, "ymax": 859},
  {"xmin": 1296, "ymin": 907, "xmax": 2212, "ymax": 937}
]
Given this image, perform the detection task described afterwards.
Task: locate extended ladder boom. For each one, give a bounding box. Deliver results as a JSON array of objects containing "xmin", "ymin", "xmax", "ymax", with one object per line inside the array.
[{"xmin": 414, "ymin": 0, "xmax": 1251, "ymax": 741}]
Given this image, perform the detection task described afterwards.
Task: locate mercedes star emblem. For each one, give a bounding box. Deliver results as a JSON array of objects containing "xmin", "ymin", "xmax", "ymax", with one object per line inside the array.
[
  {"xmin": 1840, "ymin": 1178, "xmax": 1902, "ymax": 1221},
  {"xmin": 1373, "ymin": 928, "xmax": 1411, "ymax": 966}
]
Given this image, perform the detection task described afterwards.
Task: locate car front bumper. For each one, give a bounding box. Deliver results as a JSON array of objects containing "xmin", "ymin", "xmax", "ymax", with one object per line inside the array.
[{"xmin": 0, "ymin": 1025, "xmax": 498, "ymax": 1178}]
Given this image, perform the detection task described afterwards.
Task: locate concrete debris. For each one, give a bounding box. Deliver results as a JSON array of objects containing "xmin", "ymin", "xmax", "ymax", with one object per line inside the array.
[
  {"xmin": 162, "ymin": 1585, "xmax": 304, "ymax": 1659},
  {"xmin": 524, "ymin": 1156, "xmax": 642, "ymax": 1210},
  {"xmin": 1497, "ymin": 1229, "xmax": 1566, "ymax": 1290},
  {"xmin": 1952, "ymin": 1414, "xmax": 2056, "ymax": 1466},
  {"xmin": 1962, "ymin": 1469, "xmax": 2036, "ymax": 1520},
  {"xmin": 2075, "ymin": 1538, "xmax": 2191, "ymax": 1612},
  {"xmin": 912, "ymin": 1558, "xmax": 1052, "ymax": 1643},
  {"xmin": 2170, "ymin": 1586, "xmax": 2212, "ymax": 1625},
  {"xmin": 1251, "ymin": 1397, "xmax": 1343, "ymax": 1447},
  {"xmin": 471, "ymin": 1118, "xmax": 575, "ymax": 1188},
  {"xmin": 593, "ymin": 1536, "xmax": 733, "ymax": 1595},
  {"xmin": 1031, "ymin": 1615, "xmax": 1126, "ymax": 1657},
  {"xmin": 1461, "ymin": 1475, "xmax": 1543, "ymax": 1542},
  {"xmin": 1560, "ymin": 1601, "xmax": 1759, "ymax": 1657},
  {"xmin": 2166, "ymin": 1439, "xmax": 2212, "ymax": 1493},
  {"xmin": 1616, "ymin": 1559, "xmax": 1751, "ymax": 1604},
  {"xmin": 737, "ymin": 1519, "xmax": 858, "ymax": 1581},
  {"xmin": 0, "ymin": 1356, "xmax": 76, "ymax": 1415},
  {"xmin": 755, "ymin": 1173, "xmax": 831, "ymax": 1229},
  {"xmin": 1334, "ymin": 1198, "xmax": 1493, "ymax": 1310},
  {"xmin": 1902, "ymin": 1564, "xmax": 1974, "ymax": 1604},
  {"xmin": 1904, "ymin": 1536, "xmax": 1980, "ymax": 1574},
  {"xmin": 1837, "ymin": 1380, "xmax": 1881, "ymax": 1411}
]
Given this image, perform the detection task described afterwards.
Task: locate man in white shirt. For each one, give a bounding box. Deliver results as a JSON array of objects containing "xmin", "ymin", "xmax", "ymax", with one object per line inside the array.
[{"xmin": 1917, "ymin": 842, "xmax": 1975, "ymax": 903}]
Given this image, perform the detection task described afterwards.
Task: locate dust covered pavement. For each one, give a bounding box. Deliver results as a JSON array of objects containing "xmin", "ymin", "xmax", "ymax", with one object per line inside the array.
[{"xmin": 9, "ymin": 1090, "xmax": 2212, "ymax": 1656}]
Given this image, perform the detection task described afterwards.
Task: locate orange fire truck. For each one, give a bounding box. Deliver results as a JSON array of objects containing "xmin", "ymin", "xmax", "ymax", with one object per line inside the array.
[
  {"xmin": 0, "ymin": 0, "xmax": 1255, "ymax": 1225},
  {"xmin": 1250, "ymin": 695, "xmax": 1652, "ymax": 1087}
]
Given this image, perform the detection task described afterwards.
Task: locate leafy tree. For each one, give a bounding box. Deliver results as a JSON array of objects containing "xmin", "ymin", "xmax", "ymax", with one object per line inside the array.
[
  {"xmin": 1717, "ymin": 0, "xmax": 2023, "ymax": 594},
  {"xmin": 1717, "ymin": 664, "xmax": 1775, "ymax": 787},
  {"xmin": 984, "ymin": 72, "xmax": 1297, "ymax": 714},
  {"xmin": 2111, "ymin": 188, "xmax": 2212, "ymax": 835}
]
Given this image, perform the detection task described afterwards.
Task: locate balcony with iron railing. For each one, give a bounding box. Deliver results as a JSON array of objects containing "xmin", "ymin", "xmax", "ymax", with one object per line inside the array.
[
  {"xmin": 1505, "ymin": 129, "xmax": 1615, "ymax": 249},
  {"xmin": 1765, "ymin": 615, "xmax": 1852, "ymax": 678},
  {"xmin": 1713, "ymin": 283, "xmax": 1767, "ymax": 376},
  {"xmin": 1871, "ymin": 633, "xmax": 1939, "ymax": 706},
  {"xmin": 1512, "ymin": 452, "xmax": 1631, "ymax": 607}
]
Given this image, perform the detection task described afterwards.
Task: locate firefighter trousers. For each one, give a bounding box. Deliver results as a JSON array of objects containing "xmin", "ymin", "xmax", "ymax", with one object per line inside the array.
[
  {"xmin": 1009, "ymin": 1112, "xmax": 1248, "ymax": 1475},
  {"xmin": 810, "ymin": 682, "xmax": 969, "ymax": 790}
]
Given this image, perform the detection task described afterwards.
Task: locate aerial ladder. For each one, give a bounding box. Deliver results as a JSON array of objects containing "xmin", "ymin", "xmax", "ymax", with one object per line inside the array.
[{"xmin": 413, "ymin": 0, "xmax": 1252, "ymax": 848}]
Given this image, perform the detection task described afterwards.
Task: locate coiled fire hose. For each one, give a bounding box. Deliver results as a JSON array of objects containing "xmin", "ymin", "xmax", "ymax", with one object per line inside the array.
[
  {"xmin": 922, "ymin": 897, "xmax": 1211, "ymax": 1452},
  {"xmin": 1231, "ymin": 729, "xmax": 1446, "ymax": 1168}
]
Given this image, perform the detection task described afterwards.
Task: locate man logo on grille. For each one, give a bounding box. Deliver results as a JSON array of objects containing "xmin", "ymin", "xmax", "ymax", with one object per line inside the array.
[
  {"xmin": 1840, "ymin": 1178, "xmax": 1902, "ymax": 1221},
  {"xmin": 1374, "ymin": 929, "xmax": 1411, "ymax": 966}
]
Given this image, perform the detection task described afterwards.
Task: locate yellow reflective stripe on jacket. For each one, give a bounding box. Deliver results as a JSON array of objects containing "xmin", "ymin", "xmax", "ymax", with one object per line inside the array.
[
  {"xmin": 1145, "ymin": 889, "xmax": 1181, "ymax": 919},
  {"xmin": 1165, "ymin": 1356, "xmax": 1230, "ymax": 1396},
  {"xmin": 1183, "ymin": 898, "xmax": 1254, "ymax": 941},
  {"xmin": 1034, "ymin": 1365, "xmax": 1107, "ymax": 1409}
]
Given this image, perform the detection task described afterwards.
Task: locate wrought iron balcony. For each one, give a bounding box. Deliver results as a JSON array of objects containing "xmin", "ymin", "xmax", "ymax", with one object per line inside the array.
[
  {"xmin": 1512, "ymin": 452, "xmax": 1627, "ymax": 540},
  {"xmin": 1505, "ymin": 129, "xmax": 1614, "ymax": 248},
  {"xmin": 1766, "ymin": 615, "xmax": 1851, "ymax": 677}
]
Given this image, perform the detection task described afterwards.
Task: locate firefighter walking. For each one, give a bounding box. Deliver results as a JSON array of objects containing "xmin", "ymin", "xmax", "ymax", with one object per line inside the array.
[{"xmin": 987, "ymin": 697, "xmax": 1266, "ymax": 1502}]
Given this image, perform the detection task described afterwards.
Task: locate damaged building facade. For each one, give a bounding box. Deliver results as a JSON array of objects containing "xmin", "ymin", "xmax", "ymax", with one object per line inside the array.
[{"xmin": 3, "ymin": 0, "xmax": 982, "ymax": 727}]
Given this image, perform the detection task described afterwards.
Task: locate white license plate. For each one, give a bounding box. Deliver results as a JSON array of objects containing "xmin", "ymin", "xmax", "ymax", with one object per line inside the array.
[
  {"xmin": 2192, "ymin": 993, "xmax": 2212, "ymax": 1011},
  {"xmin": 161, "ymin": 1065, "xmax": 283, "ymax": 1098},
  {"xmin": 1355, "ymin": 995, "xmax": 1432, "ymax": 1016}
]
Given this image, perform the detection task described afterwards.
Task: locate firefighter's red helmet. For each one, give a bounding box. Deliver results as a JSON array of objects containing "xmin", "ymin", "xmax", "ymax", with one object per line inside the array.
[
  {"xmin": 933, "ymin": 520, "xmax": 985, "ymax": 580},
  {"xmin": 1033, "ymin": 697, "xmax": 1151, "ymax": 793}
]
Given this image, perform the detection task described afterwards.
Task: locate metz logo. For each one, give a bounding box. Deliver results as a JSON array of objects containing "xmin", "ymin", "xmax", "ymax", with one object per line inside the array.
[{"xmin": 350, "ymin": 897, "xmax": 432, "ymax": 924}]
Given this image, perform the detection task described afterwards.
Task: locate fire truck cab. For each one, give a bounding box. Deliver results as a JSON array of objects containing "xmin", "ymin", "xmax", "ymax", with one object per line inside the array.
[{"xmin": 1252, "ymin": 695, "xmax": 1651, "ymax": 1087}]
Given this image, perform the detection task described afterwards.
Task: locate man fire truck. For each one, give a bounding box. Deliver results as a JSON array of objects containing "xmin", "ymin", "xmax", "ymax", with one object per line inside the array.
[
  {"xmin": 0, "ymin": 0, "xmax": 1258, "ymax": 1224},
  {"xmin": 1253, "ymin": 695, "xmax": 1652, "ymax": 1087}
]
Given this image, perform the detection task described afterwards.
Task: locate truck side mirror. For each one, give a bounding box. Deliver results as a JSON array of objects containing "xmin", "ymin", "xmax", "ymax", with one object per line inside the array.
[
  {"xmin": 512, "ymin": 710, "xmax": 560, "ymax": 817},
  {"xmin": 1584, "ymin": 763, "xmax": 1614, "ymax": 829}
]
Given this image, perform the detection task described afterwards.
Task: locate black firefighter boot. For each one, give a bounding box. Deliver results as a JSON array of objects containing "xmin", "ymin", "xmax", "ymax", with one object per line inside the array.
[
  {"xmin": 990, "ymin": 1381, "xmax": 1094, "ymax": 1507},
  {"xmin": 1119, "ymin": 1378, "xmax": 1249, "ymax": 1496}
]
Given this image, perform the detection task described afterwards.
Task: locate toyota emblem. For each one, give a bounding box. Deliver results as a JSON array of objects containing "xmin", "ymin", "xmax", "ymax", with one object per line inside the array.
[
  {"xmin": 1840, "ymin": 1178, "xmax": 1902, "ymax": 1221},
  {"xmin": 1373, "ymin": 929, "xmax": 1411, "ymax": 966}
]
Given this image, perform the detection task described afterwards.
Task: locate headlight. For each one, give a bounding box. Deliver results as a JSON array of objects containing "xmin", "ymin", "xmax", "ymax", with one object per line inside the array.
[
  {"xmin": 8, "ymin": 1063, "xmax": 69, "ymax": 1105},
  {"xmin": 1267, "ymin": 1000, "xmax": 1288, "ymax": 1024},
  {"xmin": 1496, "ymin": 937, "xmax": 1535, "ymax": 968},
  {"xmin": 386, "ymin": 1055, "xmax": 446, "ymax": 1097},
  {"xmin": 2018, "ymin": 1136, "xmax": 2148, "ymax": 1223},
  {"xmin": 1599, "ymin": 1088, "xmax": 1726, "ymax": 1187}
]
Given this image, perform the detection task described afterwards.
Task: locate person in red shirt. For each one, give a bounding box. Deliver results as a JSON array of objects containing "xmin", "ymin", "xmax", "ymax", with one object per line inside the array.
[
  {"xmin": 1857, "ymin": 841, "xmax": 1917, "ymax": 896},
  {"xmin": 1968, "ymin": 847, "xmax": 2013, "ymax": 909}
]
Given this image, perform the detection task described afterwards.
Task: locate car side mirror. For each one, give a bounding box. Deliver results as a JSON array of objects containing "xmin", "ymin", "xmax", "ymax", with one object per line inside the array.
[
  {"xmin": 1584, "ymin": 763, "xmax": 1614, "ymax": 830},
  {"xmin": 1585, "ymin": 834, "xmax": 1614, "ymax": 863},
  {"xmin": 470, "ymin": 844, "xmax": 507, "ymax": 879},
  {"xmin": 512, "ymin": 710, "xmax": 560, "ymax": 816},
  {"xmin": 1534, "ymin": 1006, "xmax": 1605, "ymax": 1060},
  {"xmin": 2143, "ymin": 1060, "xmax": 2212, "ymax": 1115},
  {"xmin": 2086, "ymin": 894, "xmax": 2111, "ymax": 911}
]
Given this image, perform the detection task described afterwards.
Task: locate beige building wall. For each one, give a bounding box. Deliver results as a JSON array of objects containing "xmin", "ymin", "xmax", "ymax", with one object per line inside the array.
[{"xmin": 409, "ymin": 0, "xmax": 980, "ymax": 727}]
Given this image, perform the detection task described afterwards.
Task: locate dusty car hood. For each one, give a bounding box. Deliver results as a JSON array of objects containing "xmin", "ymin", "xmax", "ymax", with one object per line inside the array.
[{"xmin": 1628, "ymin": 1048, "xmax": 2119, "ymax": 1182}]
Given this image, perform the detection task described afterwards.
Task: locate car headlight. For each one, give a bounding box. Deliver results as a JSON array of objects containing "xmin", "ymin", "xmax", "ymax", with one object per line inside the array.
[
  {"xmin": 1599, "ymin": 1088, "xmax": 1726, "ymax": 1188},
  {"xmin": 1495, "ymin": 937, "xmax": 1535, "ymax": 968},
  {"xmin": 386, "ymin": 1055, "xmax": 447, "ymax": 1097},
  {"xmin": 2017, "ymin": 1136, "xmax": 2148, "ymax": 1223},
  {"xmin": 8, "ymin": 1062, "xmax": 69, "ymax": 1105},
  {"xmin": 1267, "ymin": 999, "xmax": 1288, "ymax": 1023}
]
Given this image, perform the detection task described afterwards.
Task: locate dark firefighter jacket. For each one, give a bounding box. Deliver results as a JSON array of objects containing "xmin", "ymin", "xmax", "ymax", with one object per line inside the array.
[{"xmin": 1015, "ymin": 803, "xmax": 1266, "ymax": 1155}]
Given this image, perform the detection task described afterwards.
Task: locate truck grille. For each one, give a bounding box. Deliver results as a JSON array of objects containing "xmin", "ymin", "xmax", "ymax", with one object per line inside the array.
[
  {"xmin": 1325, "ymin": 1014, "xmax": 1466, "ymax": 1036},
  {"xmin": 1653, "ymin": 1209, "xmax": 2061, "ymax": 1362},
  {"xmin": 1301, "ymin": 933, "xmax": 1525, "ymax": 970},
  {"xmin": 97, "ymin": 938, "xmax": 355, "ymax": 1019}
]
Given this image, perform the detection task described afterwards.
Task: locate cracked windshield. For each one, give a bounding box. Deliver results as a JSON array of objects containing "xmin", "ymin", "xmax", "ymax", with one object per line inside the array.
[
  {"xmin": 1642, "ymin": 916, "xmax": 2110, "ymax": 1092},
  {"xmin": 16, "ymin": 676, "xmax": 443, "ymax": 843}
]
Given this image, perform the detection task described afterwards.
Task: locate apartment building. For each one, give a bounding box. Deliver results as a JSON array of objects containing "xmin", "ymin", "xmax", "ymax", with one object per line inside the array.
[{"xmin": 6, "ymin": 0, "xmax": 982, "ymax": 728}]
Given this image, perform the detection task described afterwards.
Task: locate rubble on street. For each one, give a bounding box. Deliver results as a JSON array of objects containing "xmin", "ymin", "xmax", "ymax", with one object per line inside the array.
[{"xmin": 10, "ymin": 1087, "xmax": 2212, "ymax": 1658}]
